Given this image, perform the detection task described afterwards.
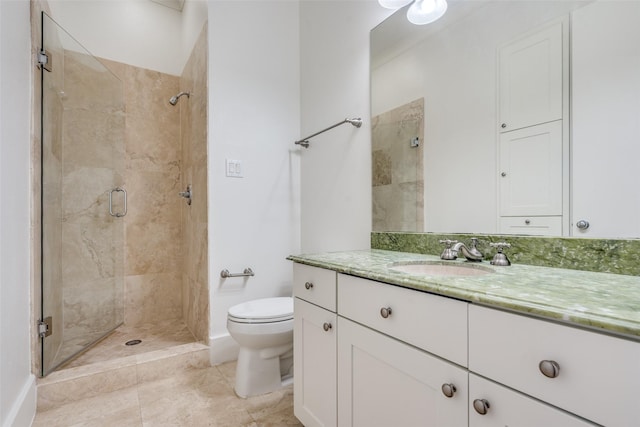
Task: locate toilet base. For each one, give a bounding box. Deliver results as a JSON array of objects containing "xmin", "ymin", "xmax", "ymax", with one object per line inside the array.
[{"xmin": 234, "ymin": 344, "xmax": 293, "ymax": 398}]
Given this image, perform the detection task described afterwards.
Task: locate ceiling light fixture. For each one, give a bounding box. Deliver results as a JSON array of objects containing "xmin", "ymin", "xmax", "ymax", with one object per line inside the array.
[{"xmin": 379, "ymin": 0, "xmax": 448, "ymax": 25}]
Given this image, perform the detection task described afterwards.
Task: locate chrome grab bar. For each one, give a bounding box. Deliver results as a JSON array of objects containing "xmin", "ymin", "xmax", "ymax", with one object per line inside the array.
[
  {"xmin": 220, "ymin": 268, "xmax": 254, "ymax": 278},
  {"xmin": 109, "ymin": 187, "xmax": 127, "ymax": 218}
]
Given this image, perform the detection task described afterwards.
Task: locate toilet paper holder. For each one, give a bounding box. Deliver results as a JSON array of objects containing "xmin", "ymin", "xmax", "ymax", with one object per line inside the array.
[{"xmin": 220, "ymin": 268, "xmax": 255, "ymax": 278}]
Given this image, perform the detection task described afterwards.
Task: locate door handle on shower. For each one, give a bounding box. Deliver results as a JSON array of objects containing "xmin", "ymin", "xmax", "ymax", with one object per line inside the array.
[{"xmin": 109, "ymin": 187, "xmax": 127, "ymax": 218}]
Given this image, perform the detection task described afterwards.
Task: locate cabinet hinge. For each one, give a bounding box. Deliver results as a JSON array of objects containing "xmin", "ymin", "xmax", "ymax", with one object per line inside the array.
[
  {"xmin": 38, "ymin": 316, "xmax": 52, "ymax": 338},
  {"xmin": 37, "ymin": 49, "xmax": 52, "ymax": 72}
]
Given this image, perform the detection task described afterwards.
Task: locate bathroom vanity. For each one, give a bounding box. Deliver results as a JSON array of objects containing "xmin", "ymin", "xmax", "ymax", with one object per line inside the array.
[{"xmin": 289, "ymin": 250, "xmax": 640, "ymax": 427}]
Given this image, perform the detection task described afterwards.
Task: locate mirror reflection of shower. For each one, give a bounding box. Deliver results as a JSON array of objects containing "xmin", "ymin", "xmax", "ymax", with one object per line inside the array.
[{"xmin": 169, "ymin": 91, "xmax": 190, "ymax": 106}]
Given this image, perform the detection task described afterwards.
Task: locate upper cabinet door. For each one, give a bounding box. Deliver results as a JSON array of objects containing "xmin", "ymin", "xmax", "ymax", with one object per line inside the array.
[
  {"xmin": 499, "ymin": 121, "xmax": 563, "ymax": 217},
  {"xmin": 499, "ymin": 21, "xmax": 563, "ymax": 132},
  {"xmin": 571, "ymin": 1, "xmax": 640, "ymax": 238}
]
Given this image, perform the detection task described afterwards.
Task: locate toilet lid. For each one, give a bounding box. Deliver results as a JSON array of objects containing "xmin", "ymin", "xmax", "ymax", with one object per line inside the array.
[{"xmin": 228, "ymin": 297, "xmax": 293, "ymax": 323}]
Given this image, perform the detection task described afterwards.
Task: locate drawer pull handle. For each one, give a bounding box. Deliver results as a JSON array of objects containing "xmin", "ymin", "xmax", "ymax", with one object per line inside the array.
[
  {"xmin": 539, "ymin": 360, "xmax": 560, "ymax": 378},
  {"xmin": 380, "ymin": 307, "xmax": 392, "ymax": 318},
  {"xmin": 323, "ymin": 322, "xmax": 332, "ymax": 332},
  {"xmin": 304, "ymin": 282, "xmax": 313, "ymax": 290},
  {"xmin": 441, "ymin": 383, "xmax": 456, "ymax": 398},
  {"xmin": 473, "ymin": 399, "xmax": 490, "ymax": 415}
]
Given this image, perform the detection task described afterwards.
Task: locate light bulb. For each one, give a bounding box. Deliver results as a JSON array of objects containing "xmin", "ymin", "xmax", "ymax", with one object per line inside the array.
[
  {"xmin": 407, "ymin": 0, "xmax": 448, "ymax": 25},
  {"xmin": 378, "ymin": 0, "xmax": 413, "ymax": 10}
]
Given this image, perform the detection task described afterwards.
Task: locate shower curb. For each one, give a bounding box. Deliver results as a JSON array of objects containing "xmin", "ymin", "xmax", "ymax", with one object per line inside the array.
[{"xmin": 36, "ymin": 342, "xmax": 209, "ymax": 411}]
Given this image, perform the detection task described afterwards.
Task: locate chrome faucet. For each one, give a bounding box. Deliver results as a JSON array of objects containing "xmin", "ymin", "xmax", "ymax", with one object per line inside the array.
[{"xmin": 439, "ymin": 238, "xmax": 484, "ymax": 262}]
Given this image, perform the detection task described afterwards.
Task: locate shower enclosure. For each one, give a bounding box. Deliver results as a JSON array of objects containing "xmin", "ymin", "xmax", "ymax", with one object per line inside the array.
[{"xmin": 40, "ymin": 12, "xmax": 126, "ymax": 376}]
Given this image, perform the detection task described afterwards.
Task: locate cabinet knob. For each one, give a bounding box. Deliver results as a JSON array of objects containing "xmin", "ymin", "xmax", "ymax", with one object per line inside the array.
[
  {"xmin": 501, "ymin": 123, "xmax": 507, "ymax": 129},
  {"xmin": 441, "ymin": 383, "xmax": 456, "ymax": 398},
  {"xmin": 576, "ymin": 219, "xmax": 590, "ymax": 230},
  {"xmin": 539, "ymin": 360, "xmax": 560, "ymax": 378},
  {"xmin": 473, "ymin": 399, "xmax": 490, "ymax": 415},
  {"xmin": 322, "ymin": 322, "xmax": 332, "ymax": 332},
  {"xmin": 380, "ymin": 307, "xmax": 392, "ymax": 318},
  {"xmin": 501, "ymin": 172, "xmax": 507, "ymax": 177},
  {"xmin": 304, "ymin": 282, "xmax": 313, "ymax": 290},
  {"xmin": 525, "ymin": 219, "xmax": 531, "ymax": 225}
]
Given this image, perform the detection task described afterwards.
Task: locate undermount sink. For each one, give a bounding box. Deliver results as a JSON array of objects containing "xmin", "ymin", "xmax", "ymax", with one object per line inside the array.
[{"xmin": 389, "ymin": 261, "xmax": 494, "ymax": 277}]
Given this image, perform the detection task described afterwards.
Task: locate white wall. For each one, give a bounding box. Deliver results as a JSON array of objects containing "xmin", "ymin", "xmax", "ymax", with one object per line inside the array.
[
  {"xmin": 48, "ymin": 0, "xmax": 206, "ymax": 75},
  {"xmin": 207, "ymin": 0, "xmax": 301, "ymax": 362},
  {"xmin": 299, "ymin": 1, "xmax": 392, "ymax": 253},
  {"xmin": 0, "ymin": 1, "xmax": 37, "ymax": 426}
]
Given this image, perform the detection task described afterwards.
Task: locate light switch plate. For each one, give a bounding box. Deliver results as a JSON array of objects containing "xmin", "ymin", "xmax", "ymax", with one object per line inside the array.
[{"xmin": 226, "ymin": 159, "xmax": 243, "ymax": 178}]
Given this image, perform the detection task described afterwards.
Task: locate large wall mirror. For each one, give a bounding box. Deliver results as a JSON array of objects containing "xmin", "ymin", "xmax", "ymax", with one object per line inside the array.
[{"xmin": 371, "ymin": 0, "xmax": 640, "ymax": 239}]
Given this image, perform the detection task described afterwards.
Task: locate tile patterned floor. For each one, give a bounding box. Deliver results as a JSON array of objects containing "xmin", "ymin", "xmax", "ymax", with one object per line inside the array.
[
  {"xmin": 60, "ymin": 320, "xmax": 197, "ymax": 370},
  {"xmin": 33, "ymin": 361, "xmax": 303, "ymax": 427}
]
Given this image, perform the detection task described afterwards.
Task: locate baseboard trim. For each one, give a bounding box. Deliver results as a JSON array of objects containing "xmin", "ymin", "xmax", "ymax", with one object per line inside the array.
[
  {"xmin": 2, "ymin": 374, "xmax": 36, "ymax": 427},
  {"xmin": 208, "ymin": 333, "xmax": 239, "ymax": 365}
]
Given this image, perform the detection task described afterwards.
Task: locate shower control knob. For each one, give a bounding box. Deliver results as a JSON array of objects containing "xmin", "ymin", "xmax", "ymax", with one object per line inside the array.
[
  {"xmin": 323, "ymin": 322, "xmax": 332, "ymax": 332},
  {"xmin": 304, "ymin": 282, "xmax": 313, "ymax": 290}
]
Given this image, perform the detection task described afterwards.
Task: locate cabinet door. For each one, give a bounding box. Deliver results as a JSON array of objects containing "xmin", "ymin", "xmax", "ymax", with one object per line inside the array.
[
  {"xmin": 498, "ymin": 21, "xmax": 563, "ymax": 132},
  {"xmin": 294, "ymin": 298, "xmax": 337, "ymax": 427},
  {"xmin": 469, "ymin": 374, "xmax": 596, "ymax": 427},
  {"xmin": 499, "ymin": 121, "xmax": 563, "ymax": 217},
  {"xmin": 571, "ymin": 1, "xmax": 640, "ymax": 238},
  {"xmin": 337, "ymin": 317, "xmax": 467, "ymax": 427}
]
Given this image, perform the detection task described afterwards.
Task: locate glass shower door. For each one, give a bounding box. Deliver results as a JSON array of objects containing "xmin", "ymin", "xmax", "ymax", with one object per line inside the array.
[{"xmin": 40, "ymin": 12, "xmax": 125, "ymax": 375}]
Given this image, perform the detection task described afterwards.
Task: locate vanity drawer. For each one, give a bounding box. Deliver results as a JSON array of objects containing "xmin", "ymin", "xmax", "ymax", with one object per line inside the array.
[
  {"xmin": 338, "ymin": 274, "xmax": 468, "ymax": 367},
  {"xmin": 469, "ymin": 304, "xmax": 640, "ymax": 427},
  {"xmin": 499, "ymin": 216, "xmax": 562, "ymax": 235},
  {"xmin": 293, "ymin": 263, "xmax": 336, "ymax": 312}
]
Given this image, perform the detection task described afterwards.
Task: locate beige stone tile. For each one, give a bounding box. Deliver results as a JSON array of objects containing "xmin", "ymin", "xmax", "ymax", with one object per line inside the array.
[
  {"xmin": 37, "ymin": 365, "xmax": 138, "ymax": 411},
  {"xmin": 136, "ymin": 346, "xmax": 210, "ymax": 383},
  {"xmin": 33, "ymin": 386, "xmax": 140, "ymax": 427},
  {"xmin": 138, "ymin": 367, "xmax": 253, "ymax": 426},
  {"xmin": 215, "ymin": 360, "xmax": 238, "ymax": 387},
  {"xmin": 124, "ymin": 222, "xmax": 181, "ymax": 276},
  {"xmin": 124, "ymin": 272, "xmax": 182, "ymax": 325},
  {"xmin": 125, "ymin": 170, "xmax": 181, "ymax": 224}
]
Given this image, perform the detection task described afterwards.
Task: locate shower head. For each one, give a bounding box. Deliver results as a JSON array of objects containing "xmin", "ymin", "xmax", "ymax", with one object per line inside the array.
[{"xmin": 169, "ymin": 91, "xmax": 190, "ymax": 106}]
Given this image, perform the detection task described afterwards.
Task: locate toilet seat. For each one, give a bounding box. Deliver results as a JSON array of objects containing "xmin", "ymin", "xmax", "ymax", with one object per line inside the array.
[{"xmin": 228, "ymin": 297, "xmax": 293, "ymax": 324}]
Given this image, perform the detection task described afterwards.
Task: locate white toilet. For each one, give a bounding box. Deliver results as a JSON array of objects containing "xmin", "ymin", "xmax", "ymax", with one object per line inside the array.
[{"xmin": 227, "ymin": 297, "xmax": 294, "ymax": 398}]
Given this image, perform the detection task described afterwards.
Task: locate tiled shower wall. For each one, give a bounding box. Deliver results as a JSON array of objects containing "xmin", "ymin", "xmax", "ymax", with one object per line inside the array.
[
  {"xmin": 100, "ymin": 58, "xmax": 185, "ymax": 327},
  {"xmin": 372, "ymin": 98, "xmax": 424, "ymax": 232},
  {"xmin": 180, "ymin": 24, "xmax": 209, "ymax": 343}
]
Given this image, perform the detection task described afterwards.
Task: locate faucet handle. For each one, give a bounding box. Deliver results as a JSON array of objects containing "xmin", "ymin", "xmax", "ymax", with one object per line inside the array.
[
  {"xmin": 439, "ymin": 239, "xmax": 458, "ymax": 260},
  {"xmin": 490, "ymin": 242, "xmax": 511, "ymax": 266}
]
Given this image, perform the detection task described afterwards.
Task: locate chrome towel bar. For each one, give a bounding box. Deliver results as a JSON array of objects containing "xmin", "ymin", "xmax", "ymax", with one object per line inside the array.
[
  {"xmin": 295, "ymin": 117, "xmax": 362, "ymax": 148},
  {"xmin": 220, "ymin": 268, "xmax": 255, "ymax": 278}
]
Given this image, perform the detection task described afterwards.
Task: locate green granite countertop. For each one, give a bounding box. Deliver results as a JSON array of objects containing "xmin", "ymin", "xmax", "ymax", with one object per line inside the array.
[{"xmin": 288, "ymin": 249, "xmax": 640, "ymax": 340}]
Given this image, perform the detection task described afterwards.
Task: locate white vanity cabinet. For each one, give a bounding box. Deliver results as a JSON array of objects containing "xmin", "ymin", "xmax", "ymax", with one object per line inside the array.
[
  {"xmin": 293, "ymin": 264, "xmax": 337, "ymax": 427},
  {"xmin": 338, "ymin": 317, "xmax": 468, "ymax": 427},
  {"xmin": 292, "ymin": 262, "xmax": 640, "ymax": 427},
  {"xmin": 469, "ymin": 374, "xmax": 594, "ymax": 427},
  {"xmin": 469, "ymin": 304, "xmax": 640, "ymax": 427},
  {"xmin": 337, "ymin": 274, "xmax": 468, "ymax": 427}
]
